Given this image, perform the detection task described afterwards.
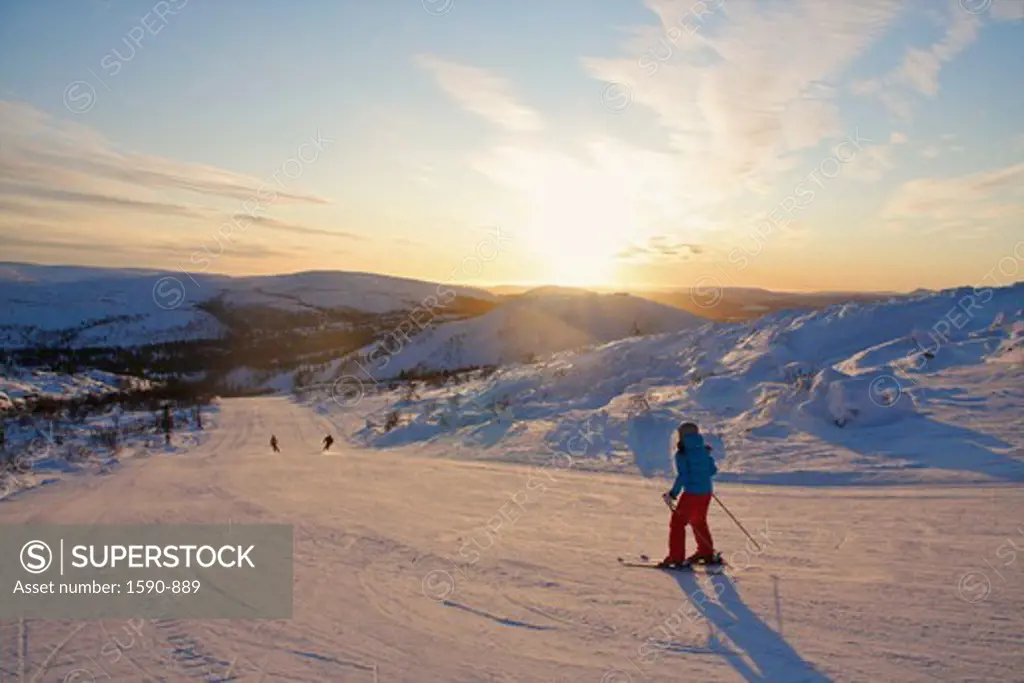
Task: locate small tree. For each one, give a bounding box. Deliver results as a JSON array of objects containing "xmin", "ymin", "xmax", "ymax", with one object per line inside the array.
[
  {"xmin": 629, "ymin": 393, "xmax": 651, "ymax": 415},
  {"xmin": 401, "ymin": 383, "xmax": 419, "ymax": 403}
]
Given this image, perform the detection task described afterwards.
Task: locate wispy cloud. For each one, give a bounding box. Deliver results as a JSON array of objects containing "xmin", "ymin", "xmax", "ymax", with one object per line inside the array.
[
  {"xmin": 0, "ymin": 101, "xmax": 331, "ymax": 205},
  {"xmin": 0, "ymin": 101, "xmax": 346, "ymax": 268},
  {"xmin": 0, "ymin": 180, "xmax": 353, "ymax": 246},
  {"xmin": 617, "ymin": 235, "xmax": 705, "ymax": 262},
  {"xmin": 2, "ymin": 184, "xmax": 210, "ymax": 219},
  {"xmin": 899, "ymin": 5, "xmax": 979, "ymax": 97},
  {"xmin": 0, "ymin": 228, "xmax": 287, "ymax": 261},
  {"xmin": 882, "ymin": 162, "xmax": 1024, "ymax": 233},
  {"xmin": 585, "ymin": 0, "xmax": 901, "ymax": 199},
  {"xmin": 852, "ymin": 0, "xmax": 1021, "ymax": 121},
  {"xmin": 415, "ymin": 55, "xmax": 544, "ymax": 132},
  {"xmin": 238, "ymin": 215, "xmax": 363, "ymax": 240},
  {"xmin": 991, "ymin": 0, "xmax": 1024, "ymax": 21}
]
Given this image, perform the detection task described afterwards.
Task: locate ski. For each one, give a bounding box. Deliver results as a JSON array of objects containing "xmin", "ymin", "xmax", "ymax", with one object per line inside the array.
[{"xmin": 617, "ymin": 555, "xmax": 729, "ymax": 573}]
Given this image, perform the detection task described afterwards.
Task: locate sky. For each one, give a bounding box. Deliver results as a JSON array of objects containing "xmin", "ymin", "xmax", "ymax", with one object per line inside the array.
[{"xmin": 0, "ymin": 0, "xmax": 1022, "ymax": 293}]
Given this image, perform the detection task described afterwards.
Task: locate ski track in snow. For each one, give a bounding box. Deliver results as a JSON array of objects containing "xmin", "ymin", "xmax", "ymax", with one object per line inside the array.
[{"xmin": 1, "ymin": 396, "xmax": 1022, "ymax": 681}]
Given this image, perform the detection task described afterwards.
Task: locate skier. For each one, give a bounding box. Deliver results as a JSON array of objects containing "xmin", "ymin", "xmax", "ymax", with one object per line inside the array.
[
  {"xmin": 161, "ymin": 405, "xmax": 173, "ymax": 446},
  {"xmin": 322, "ymin": 434, "xmax": 334, "ymax": 451},
  {"xmin": 659, "ymin": 422, "xmax": 721, "ymax": 569},
  {"xmin": 270, "ymin": 435, "xmax": 280, "ymax": 453}
]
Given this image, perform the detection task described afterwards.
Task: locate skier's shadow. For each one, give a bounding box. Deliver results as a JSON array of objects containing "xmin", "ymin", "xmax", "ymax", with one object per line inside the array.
[{"xmin": 670, "ymin": 572, "xmax": 832, "ymax": 682}]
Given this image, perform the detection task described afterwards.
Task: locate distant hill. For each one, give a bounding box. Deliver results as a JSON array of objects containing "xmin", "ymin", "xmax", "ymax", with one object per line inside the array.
[
  {"xmin": 340, "ymin": 289, "xmax": 705, "ymax": 379},
  {"xmin": 480, "ymin": 281, "xmax": 898, "ymax": 322},
  {"xmin": 0, "ymin": 263, "xmax": 496, "ymax": 350},
  {"xmin": 0, "ymin": 262, "xmax": 498, "ymax": 390},
  {"xmin": 635, "ymin": 287, "xmax": 896, "ymax": 321}
]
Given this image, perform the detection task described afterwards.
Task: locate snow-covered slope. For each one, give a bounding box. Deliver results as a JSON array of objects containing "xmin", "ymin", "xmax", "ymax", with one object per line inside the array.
[
  {"xmin": 327, "ymin": 281, "xmax": 1024, "ymax": 485},
  {"xmin": 0, "ymin": 263, "xmax": 496, "ymax": 349},
  {"xmin": 3, "ymin": 396, "xmax": 1021, "ymax": 682},
  {"xmin": 3, "ymin": 282, "xmax": 1022, "ymax": 679},
  {"xmin": 343, "ymin": 289, "xmax": 704, "ymax": 378},
  {"xmin": 0, "ymin": 365, "xmax": 215, "ymax": 501},
  {"xmin": 0, "ymin": 366, "xmax": 153, "ymax": 408}
]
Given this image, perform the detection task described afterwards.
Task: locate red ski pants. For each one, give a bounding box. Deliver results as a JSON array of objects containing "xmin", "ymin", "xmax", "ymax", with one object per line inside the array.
[{"xmin": 668, "ymin": 493, "xmax": 714, "ymax": 562}]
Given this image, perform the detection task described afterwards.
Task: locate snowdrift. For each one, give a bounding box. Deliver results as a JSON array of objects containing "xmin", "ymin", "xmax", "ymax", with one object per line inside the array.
[{"xmin": 795, "ymin": 368, "xmax": 918, "ymax": 428}]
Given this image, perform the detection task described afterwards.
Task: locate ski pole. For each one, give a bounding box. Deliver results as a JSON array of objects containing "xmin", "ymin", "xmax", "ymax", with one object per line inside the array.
[{"xmin": 712, "ymin": 493, "xmax": 761, "ymax": 552}]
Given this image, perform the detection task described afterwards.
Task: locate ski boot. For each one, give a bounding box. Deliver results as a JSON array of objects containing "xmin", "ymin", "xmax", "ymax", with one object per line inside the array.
[{"xmin": 683, "ymin": 552, "xmax": 724, "ymax": 567}]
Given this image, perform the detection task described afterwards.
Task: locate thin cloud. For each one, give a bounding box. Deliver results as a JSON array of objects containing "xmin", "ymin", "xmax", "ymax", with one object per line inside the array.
[
  {"xmin": 4, "ymin": 185, "xmax": 210, "ymax": 219},
  {"xmin": 238, "ymin": 215, "xmax": 364, "ymax": 240},
  {"xmin": 0, "ymin": 100, "xmax": 342, "ymax": 267},
  {"xmin": 0, "ymin": 228, "xmax": 301, "ymax": 262},
  {"xmin": 0, "ymin": 100, "xmax": 332, "ymax": 205},
  {"xmin": 882, "ymin": 162, "xmax": 1024, "ymax": 232},
  {"xmin": 584, "ymin": 0, "xmax": 901, "ymax": 200},
  {"xmin": 851, "ymin": 2, "xmax": 993, "ymax": 120},
  {"xmin": 21, "ymin": 147, "xmax": 332, "ymax": 205},
  {"xmin": 617, "ymin": 236, "xmax": 705, "ymax": 262},
  {"xmin": 0, "ymin": 184, "xmax": 354, "ymax": 243},
  {"xmin": 415, "ymin": 55, "xmax": 544, "ymax": 132},
  {"xmin": 991, "ymin": 0, "xmax": 1024, "ymax": 21}
]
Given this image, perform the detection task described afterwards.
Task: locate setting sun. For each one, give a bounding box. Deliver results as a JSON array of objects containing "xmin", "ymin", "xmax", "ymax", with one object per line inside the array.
[
  {"xmin": 520, "ymin": 163, "xmax": 638, "ymax": 287},
  {"xmin": 526, "ymin": 210, "xmax": 626, "ymax": 287}
]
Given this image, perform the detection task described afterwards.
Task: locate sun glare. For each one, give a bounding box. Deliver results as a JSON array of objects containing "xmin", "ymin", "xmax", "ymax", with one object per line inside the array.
[{"xmin": 523, "ymin": 171, "xmax": 634, "ymax": 288}]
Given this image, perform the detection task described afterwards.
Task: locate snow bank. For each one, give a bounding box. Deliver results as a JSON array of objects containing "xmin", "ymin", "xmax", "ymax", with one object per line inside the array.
[
  {"xmin": 796, "ymin": 368, "xmax": 919, "ymax": 428},
  {"xmin": 626, "ymin": 410, "xmax": 677, "ymax": 477},
  {"xmin": 987, "ymin": 321, "xmax": 1023, "ymax": 365}
]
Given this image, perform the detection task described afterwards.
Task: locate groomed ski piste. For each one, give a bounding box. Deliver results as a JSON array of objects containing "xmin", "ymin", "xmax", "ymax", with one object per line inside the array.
[{"xmin": 2, "ymin": 282, "xmax": 1023, "ymax": 681}]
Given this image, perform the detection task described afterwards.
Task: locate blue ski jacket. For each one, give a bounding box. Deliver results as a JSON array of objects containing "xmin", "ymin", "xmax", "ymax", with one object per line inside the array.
[{"xmin": 669, "ymin": 433, "xmax": 717, "ymax": 497}]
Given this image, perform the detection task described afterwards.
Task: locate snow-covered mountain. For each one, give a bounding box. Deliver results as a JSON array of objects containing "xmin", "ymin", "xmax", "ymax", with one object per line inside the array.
[
  {"xmin": 215, "ymin": 271, "xmax": 493, "ymax": 314},
  {"xmin": 0, "ymin": 262, "xmax": 171, "ymax": 284},
  {"xmin": 0, "ymin": 263, "xmax": 496, "ymax": 350},
  {"xmin": 340, "ymin": 288, "xmax": 705, "ymax": 378}
]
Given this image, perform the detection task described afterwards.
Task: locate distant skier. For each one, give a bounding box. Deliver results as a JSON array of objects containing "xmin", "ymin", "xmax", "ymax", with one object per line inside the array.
[
  {"xmin": 161, "ymin": 405, "xmax": 173, "ymax": 446},
  {"xmin": 322, "ymin": 434, "xmax": 334, "ymax": 451},
  {"xmin": 659, "ymin": 422, "xmax": 720, "ymax": 568},
  {"xmin": 270, "ymin": 435, "xmax": 280, "ymax": 453}
]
